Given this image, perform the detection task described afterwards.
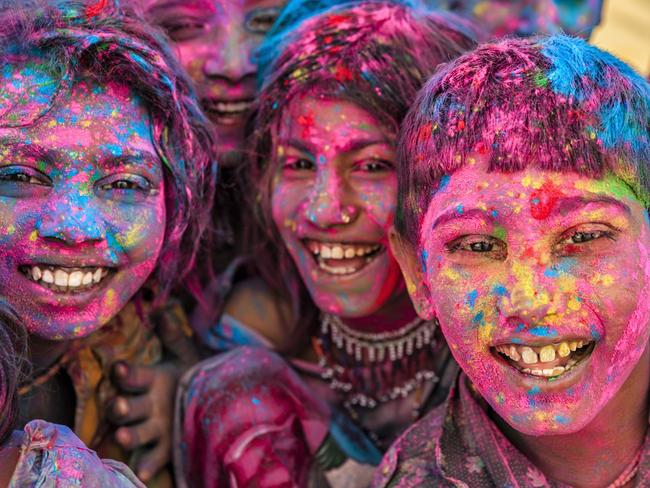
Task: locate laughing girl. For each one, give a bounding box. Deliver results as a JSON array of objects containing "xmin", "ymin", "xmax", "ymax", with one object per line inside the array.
[
  {"xmin": 0, "ymin": 0, "xmax": 215, "ymax": 483},
  {"xmin": 376, "ymin": 35, "xmax": 650, "ymax": 487},
  {"xmin": 174, "ymin": 2, "xmax": 476, "ymax": 487}
]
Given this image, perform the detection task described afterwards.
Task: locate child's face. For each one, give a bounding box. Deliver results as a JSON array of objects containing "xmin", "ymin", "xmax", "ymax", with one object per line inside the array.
[
  {"xmin": 403, "ymin": 157, "xmax": 650, "ymax": 435},
  {"xmin": 271, "ymin": 95, "xmax": 404, "ymax": 317},
  {"xmin": 0, "ymin": 74, "xmax": 166, "ymax": 340},
  {"xmin": 145, "ymin": 0, "xmax": 285, "ymax": 163}
]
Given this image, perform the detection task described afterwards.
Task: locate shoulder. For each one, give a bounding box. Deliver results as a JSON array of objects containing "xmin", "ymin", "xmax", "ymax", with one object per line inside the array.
[
  {"xmin": 372, "ymin": 404, "xmax": 448, "ymax": 488},
  {"xmin": 10, "ymin": 420, "xmax": 144, "ymax": 487},
  {"xmin": 223, "ymin": 277, "xmax": 293, "ymax": 348}
]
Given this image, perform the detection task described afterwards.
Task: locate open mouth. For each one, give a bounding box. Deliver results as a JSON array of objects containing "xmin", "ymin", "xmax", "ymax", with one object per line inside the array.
[
  {"xmin": 202, "ymin": 98, "xmax": 253, "ymax": 124},
  {"xmin": 492, "ymin": 340, "xmax": 596, "ymax": 379},
  {"xmin": 20, "ymin": 265, "xmax": 113, "ymax": 294},
  {"xmin": 303, "ymin": 239, "xmax": 384, "ymax": 276}
]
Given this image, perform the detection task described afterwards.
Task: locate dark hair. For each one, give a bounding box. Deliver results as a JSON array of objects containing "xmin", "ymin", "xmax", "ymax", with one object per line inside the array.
[
  {"xmin": 395, "ymin": 35, "xmax": 650, "ymax": 246},
  {"xmin": 0, "ymin": 0, "xmax": 218, "ymax": 301},
  {"xmin": 247, "ymin": 0, "xmax": 477, "ymax": 353},
  {"xmin": 0, "ymin": 301, "xmax": 29, "ymax": 444}
]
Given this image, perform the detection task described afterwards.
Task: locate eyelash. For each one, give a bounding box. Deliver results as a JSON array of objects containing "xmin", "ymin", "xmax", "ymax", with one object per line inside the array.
[
  {"xmin": 245, "ymin": 8, "xmax": 281, "ymax": 34},
  {"xmin": 283, "ymin": 158, "xmax": 315, "ymax": 171},
  {"xmin": 0, "ymin": 171, "xmax": 49, "ymax": 186}
]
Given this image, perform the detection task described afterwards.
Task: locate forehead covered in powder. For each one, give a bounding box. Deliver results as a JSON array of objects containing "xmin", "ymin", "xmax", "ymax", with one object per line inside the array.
[{"xmin": 396, "ymin": 35, "xmax": 650, "ymax": 245}]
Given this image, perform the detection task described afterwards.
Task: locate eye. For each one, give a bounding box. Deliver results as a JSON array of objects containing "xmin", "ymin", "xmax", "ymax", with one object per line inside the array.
[
  {"xmin": 96, "ymin": 174, "xmax": 155, "ymax": 202},
  {"xmin": 446, "ymin": 235, "xmax": 507, "ymax": 261},
  {"xmin": 0, "ymin": 165, "xmax": 51, "ymax": 197},
  {"xmin": 160, "ymin": 19, "xmax": 206, "ymax": 42},
  {"xmin": 354, "ymin": 159, "xmax": 395, "ymax": 173},
  {"xmin": 553, "ymin": 225, "xmax": 617, "ymax": 256},
  {"xmin": 283, "ymin": 158, "xmax": 315, "ymax": 172},
  {"xmin": 245, "ymin": 7, "xmax": 281, "ymax": 34}
]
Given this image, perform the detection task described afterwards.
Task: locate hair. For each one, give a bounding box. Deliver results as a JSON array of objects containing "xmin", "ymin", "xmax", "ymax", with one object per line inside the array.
[
  {"xmin": 0, "ymin": 0, "xmax": 218, "ymax": 301},
  {"xmin": 246, "ymin": 0, "xmax": 477, "ymax": 353},
  {"xmin": 395, "ymin": 35, "xmax": 650, "ymax": 246},
  {"xmin": 0, "ymin": 301, "xmax": 29, "ymax": 445}
]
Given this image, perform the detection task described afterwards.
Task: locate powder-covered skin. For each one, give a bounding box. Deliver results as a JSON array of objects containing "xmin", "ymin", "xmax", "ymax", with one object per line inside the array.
[
  {"xmin": 144, "ymin": 0, "xmax": 285, "ymax": 161},
  {"xmin": 0, "ymin": 65, "xmax": 165, "ymax": 340},
  {"xmin": 271, "ymin": 95, "xmax": 404, "ymax": 318},
  {"xmin": 417, "ymin": 157, "xmax": 650, "ymax": 435}
]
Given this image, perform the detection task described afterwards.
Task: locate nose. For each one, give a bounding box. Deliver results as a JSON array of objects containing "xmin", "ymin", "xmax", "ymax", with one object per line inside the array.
[
  {"xmin": 304, "ymin": 169, "xmax": 359, "ymax": 228},
  {"xmin": 202, "ymin": 28, "xmax": 256, "ymax": 83},
  {"xmin": 497, "ymin": 260, "xmax": 563, "ymax": 325},
  {"xmin": 37, "ymin": 195, "xmax": 106, "ymax": 245}
]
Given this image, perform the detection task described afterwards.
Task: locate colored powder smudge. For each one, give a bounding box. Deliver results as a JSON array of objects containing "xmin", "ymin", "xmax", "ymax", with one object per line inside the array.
[
  {"xmin": 466, "ymin": 289, "xmax": 478, "ymax": 309},
  {"xmin": 528, "ymin": 326, "xmax": 557, "ymax": 338},
  {"xmin": 529, "ymin": 181, "xmax": 563, "ymax": 220},
  {"xmin": 590, "ymin": 324, "xmax": 602, "ymax": 341},
  {"xmin": 492, "ymin": 284, "xmax": 508, "ymax": 296}
]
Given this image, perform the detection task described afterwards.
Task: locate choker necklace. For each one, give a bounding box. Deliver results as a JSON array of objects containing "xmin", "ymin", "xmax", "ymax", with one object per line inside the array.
[{"xmin": 315, "ymin": 313, "xmax": 440, "ymax": 410}]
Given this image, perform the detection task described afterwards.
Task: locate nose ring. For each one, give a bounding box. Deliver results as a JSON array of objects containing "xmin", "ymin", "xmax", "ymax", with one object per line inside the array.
[{"xmin": 341, "ymin": 210, "xmax": 351, "ymax": 224}]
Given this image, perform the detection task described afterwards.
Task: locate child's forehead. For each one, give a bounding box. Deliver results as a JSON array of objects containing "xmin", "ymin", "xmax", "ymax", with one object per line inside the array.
[{"xmin": 422, "ymin": 158, "xmax": 643, "ymax": 232}]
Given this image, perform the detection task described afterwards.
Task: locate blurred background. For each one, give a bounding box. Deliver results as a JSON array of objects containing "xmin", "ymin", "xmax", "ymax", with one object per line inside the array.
[{"xmin": 591, "ymin": 0, "xmax": 650, "ymax": 76}]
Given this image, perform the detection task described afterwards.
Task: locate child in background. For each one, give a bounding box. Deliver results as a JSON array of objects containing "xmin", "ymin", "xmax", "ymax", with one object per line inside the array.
[{"xmin": 376, "ymin": 35, "xmax": 650, "ymax": 487}]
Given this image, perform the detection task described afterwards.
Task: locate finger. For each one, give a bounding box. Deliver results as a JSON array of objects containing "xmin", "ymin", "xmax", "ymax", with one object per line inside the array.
[
  {"xmin": 115, "ymin": 419, "xmax": 160, "ymax": 451},
  {"xmin": 134, "ymin": 436, "xmax": 171, "ymax": 483},
  {"xmin": 112, "ymin": 362, "xmax": 154, "ymax": 394},
  {"xmin": 155, "ymin": 309, "xmax": 200, "ymax": 365},
  {"xmin": 110, "ymin": 395, "xmax": 153, "ymax": 425}
]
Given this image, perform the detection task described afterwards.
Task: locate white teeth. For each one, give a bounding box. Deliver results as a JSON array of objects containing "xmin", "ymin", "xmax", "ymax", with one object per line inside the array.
[
  {"xmin": 344, "ymin": 248, "xmax": 356, "ymax": 259},
  {"xmin": 82, "ymin": 272, "xmax": 93, "ymax": 285},
  {"xmin": 42, "ymin": 269, "xmax": 54, "ymax": 284},
  {"xmin": 331, "ymin": 246, "xmax": 344, "ymax": 259},
  {"xmin": 539, "ymin": 345, "xmax": 556, "ymax": 363},
  {"xmin": 68, "ymin": 271, "xmax": 83, "ymax": 287},
  {"xmin": 521, "ymin": 347, "xmax": 538, "ymax": 364},
  {"xmin": 54, "ymin": 269, "xmax": 68, "ymax": 287},
  {"xmin": 321, "ymin": 246, "xmax": 332, "ymax": 259},
  {"xmin": 509, "ymin": 346, "xmax": 521, "ymax": 362},
  {"xmin": 569, "ymin": 341, "xmax": 578, "ymax": 351},
  {"xmin": 25, "ymin": 266, "xmax": 109, "ymax": 291},
  {"xmin": 92, "ymin": 269, "xmax": 102, "ymax": 283},
  {"xmin": 318, "ymin": 261, "xmax": 357, "ymax": 275},
  {"xmin": 215, "ymin": 101, "xmax": 252, "ymax": 113}
]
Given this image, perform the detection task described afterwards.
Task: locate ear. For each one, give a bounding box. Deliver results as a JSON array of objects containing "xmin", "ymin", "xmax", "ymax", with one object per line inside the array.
[{"xmin": 388, "ymin": 226, "xmax": 435, "ymax": 321}]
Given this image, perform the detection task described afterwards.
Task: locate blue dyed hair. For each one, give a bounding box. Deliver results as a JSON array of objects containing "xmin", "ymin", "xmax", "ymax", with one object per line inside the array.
[{"xmin": 396, "ymin": 35, "xmax": 650, "ymax": 245}]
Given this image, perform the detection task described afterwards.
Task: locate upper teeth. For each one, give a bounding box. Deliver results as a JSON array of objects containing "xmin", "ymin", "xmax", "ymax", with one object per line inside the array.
[
  {"xmin": 214, "ymin": 101, "xmax": 252, "ymax": 114},
  {"xmin": 26, "ymin": 266, "xmax": 109, "ymax": 290},
  {"xmin": 496, "ymin": 340, "xmax": 588, "ymax": 365},
  {"xmin": 307, "ymin": 241, "xmax": 381, "ymax": 259}
]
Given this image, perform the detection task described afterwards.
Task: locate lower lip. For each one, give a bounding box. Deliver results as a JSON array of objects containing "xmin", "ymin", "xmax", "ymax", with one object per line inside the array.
[
  {"xmin": 493, "ymin": 344, "xmax": 595, "ymax": 389},
  {"xmin": 18, "ymin": 269, "xmax": 114, "ymax": 307}
]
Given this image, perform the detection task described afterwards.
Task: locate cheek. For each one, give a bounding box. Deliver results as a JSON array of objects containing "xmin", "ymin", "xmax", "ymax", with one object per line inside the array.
[
  {"xmin": 271, "ymin": 179, "xmax": 305, "ymax": 235},
  {"xmin": 356, "ymin": 177, "xmax": 397, "ymax": 230},
  {"xmin": 109, "ymin": 196, "xmax": 166, "ymax": 265}
]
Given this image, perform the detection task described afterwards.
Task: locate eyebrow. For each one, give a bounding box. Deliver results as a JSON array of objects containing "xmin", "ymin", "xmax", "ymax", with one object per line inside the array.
[
  {"xmin": 0, "ymin": 138, "xmax": 161, "ymax": 172},
  {"xmin": 147, "ymin": 0, "xmax": 216, "ymax": 14},
  {"xmin": 280, "ymin": 138, "xmax": 391, "ymax": 156},
  {"xmin": 432, "ymin": 196, "xmax": 631, "ymax": 229}
]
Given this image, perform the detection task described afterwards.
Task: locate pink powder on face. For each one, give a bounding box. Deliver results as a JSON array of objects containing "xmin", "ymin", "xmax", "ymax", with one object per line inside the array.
[
  {"xmin": 0, "ymin": 73, "xmax": 166, "ymax": 340},
  {"xmin": 271, "ymin": 94, "xmax": 404, "ymax": 318},
  {"xmin": 144, "ymin": 0, "xmax": 286, "ymax": 160},
  {"xmin": 418, "ymin": 157, "xmax": 650, "ymax": 435}
]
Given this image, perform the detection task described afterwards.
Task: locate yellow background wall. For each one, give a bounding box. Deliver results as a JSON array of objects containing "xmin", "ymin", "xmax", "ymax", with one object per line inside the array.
[{"xmin": 590, "ymin": 0, "xmax": 650, "ymax": 76}]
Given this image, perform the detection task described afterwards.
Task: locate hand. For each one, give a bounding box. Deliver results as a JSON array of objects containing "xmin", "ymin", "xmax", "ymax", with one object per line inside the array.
[{"xmin": 110, "ymin": 306, "xmax": 200, "ymax": 482}]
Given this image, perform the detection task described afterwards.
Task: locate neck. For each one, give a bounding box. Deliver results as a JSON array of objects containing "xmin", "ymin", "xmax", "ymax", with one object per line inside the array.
[
  {"xmin": 28, "ymin": 335, "xmax": 69, "ymax": 370},
  {"xmin": 338, "ymin": 288, "xmax": 418, "ymax": 334},
  {"xmin": 496, "ymin": 344, "xmax": 650, "ymax": 488}
]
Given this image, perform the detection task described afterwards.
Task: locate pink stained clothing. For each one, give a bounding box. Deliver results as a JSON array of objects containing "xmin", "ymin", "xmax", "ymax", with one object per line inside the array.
[
  {"xmin": 7, "ymin": 419, "xmax": 144, "ymax": 487},
  {"xmin": 373, "ymin": 373, "xmax": 650, "ymax": 487},
  {"xmin": 174, "ymin": 346, "xmax": 331, "ymax": 488}
]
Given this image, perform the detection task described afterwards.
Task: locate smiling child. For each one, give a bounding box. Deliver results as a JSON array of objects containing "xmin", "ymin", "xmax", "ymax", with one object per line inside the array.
[{"xmin": 375, "ymin": 35, "xmax": 650, "ymax": 487}]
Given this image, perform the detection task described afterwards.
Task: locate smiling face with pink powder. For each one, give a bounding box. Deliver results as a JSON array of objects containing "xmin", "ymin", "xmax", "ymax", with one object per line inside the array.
[
  {"xmin": 0, "ymin": 65, "xmax": 166, "ymax": 340},
  {"xmin": 272, "ymin": 95, "xmax": 404, "ymax": 317},
  {"xmin": 144, "ymin": 0, "xmax": 284, "ymax": 163},
  {"xmin": 409, "ymin": 159, "xmax": 650, "ymax": 434}
]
